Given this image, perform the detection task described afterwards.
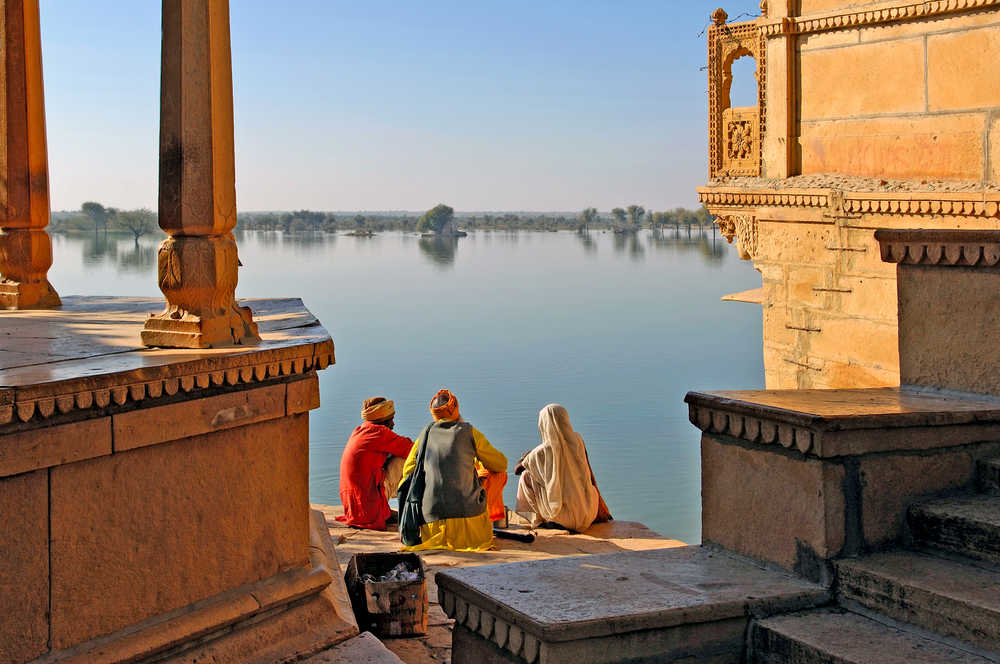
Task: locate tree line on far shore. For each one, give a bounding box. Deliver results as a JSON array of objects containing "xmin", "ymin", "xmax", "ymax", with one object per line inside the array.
[{"xmin": 50, "ymin": 202, "xmax": 715, "ymax": 236}]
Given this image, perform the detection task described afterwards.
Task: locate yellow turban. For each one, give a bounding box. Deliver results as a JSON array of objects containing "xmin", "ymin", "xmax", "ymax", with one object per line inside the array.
[
  {"xmin": 430, "ymin": 389, "xmax": 460, "ymax": 422},
  {"xmin": 362, "ymin": 397, "xmax": 395, "ymax": 422}
]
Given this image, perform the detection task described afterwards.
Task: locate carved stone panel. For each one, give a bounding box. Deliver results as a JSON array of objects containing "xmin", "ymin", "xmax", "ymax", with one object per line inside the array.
[{"xmin": 708, "ymin": 17, "xmax": 765, "ymax": 178}]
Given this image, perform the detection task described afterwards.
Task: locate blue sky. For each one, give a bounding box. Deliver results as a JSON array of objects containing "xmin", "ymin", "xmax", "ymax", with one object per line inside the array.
[{"xmin": 39, "ymin": 1, "xmax": 761, "ymax": 212}]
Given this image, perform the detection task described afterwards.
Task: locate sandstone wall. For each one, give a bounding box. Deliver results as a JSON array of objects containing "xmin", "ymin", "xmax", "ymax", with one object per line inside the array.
[{"xmin": 794, "ymin": 10, "xmax": 1000, "ymax": 182}]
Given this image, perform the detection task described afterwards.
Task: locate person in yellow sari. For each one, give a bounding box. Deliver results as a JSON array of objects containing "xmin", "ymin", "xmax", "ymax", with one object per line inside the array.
[{"xmin": 398, "ymin": 389, "xmax": 508, "ymax": 551}]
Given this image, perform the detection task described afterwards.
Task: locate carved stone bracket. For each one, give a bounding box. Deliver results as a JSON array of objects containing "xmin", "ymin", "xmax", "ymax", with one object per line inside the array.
[
  {"xmin": 439, "ymin": 588, "xmax": 540, "ymax": 664},
  {"xmin": 714, "ymin": 214, "xmax": 759, "ymax": 260},
  {"xmin": 708, "ymin": 17, "xmax": 766, "ymax": 178},
  {"xmin": 875, "ymin": 229, "xmax": 1000, "ymax": 267}
]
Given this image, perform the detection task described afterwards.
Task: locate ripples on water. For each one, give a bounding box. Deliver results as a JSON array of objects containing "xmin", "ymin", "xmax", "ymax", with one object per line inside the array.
[{"xmin": 49, "ymin": 228, "xmax": 763, "ymax": 544}]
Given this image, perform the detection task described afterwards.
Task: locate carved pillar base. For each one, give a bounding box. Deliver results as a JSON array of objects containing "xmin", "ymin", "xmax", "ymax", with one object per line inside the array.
[
  {"xmin": 0, "ymin": 229, "xmax": 60, "ymax": 309},
  {"xmin": 141, "ymin": 234, "xmax": 259, "ymax": 348}
]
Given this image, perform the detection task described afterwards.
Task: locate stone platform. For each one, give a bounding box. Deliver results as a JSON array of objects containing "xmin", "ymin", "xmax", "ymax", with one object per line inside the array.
[
  {"xmin": 0, "ymin": 296, "xmax": 349, "ymax": 664},
  {"xmin": 316, "ymin": 504, "xmax": 682, "ymax": 663}
]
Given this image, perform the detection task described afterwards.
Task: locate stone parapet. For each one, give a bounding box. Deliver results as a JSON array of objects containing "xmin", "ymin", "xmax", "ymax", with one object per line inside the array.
[{"xmin": 686, "ymin": 387, "xmax": 1000, "ymax": 577}]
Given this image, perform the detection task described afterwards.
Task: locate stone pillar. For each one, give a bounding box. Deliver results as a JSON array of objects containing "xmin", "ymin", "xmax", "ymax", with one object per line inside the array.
[
  {"xmin": 141, "ymin": 0, "xmax": 259, "ymax": 348},
  {"xmin": 0, "ymin": 0, "xmax": 59, "ymax": 309}
]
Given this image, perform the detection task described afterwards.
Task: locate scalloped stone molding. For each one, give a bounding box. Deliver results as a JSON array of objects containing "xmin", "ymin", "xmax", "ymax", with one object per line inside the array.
[
  {"xmin": 875, "ymin": 229, "xmax": 1000, "ymax": 266},
  {"xmin": 439, "ymin": 587, "xmax": 541, "ymax": 664},
  {"xmin": 687, "ymin": 401, "xmax": 819, "ymax": 454},
  {"xmin": 762, "ymin": 0, "xmax": 1000, "ymax": 37},
  {"xmin": 0, "ymin": 347, "xmax": 334, "ymax": 426}
]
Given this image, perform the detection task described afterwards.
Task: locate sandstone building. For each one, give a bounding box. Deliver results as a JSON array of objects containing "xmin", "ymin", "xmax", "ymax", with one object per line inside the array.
[{"xmin": 700, "ymin": 0, "xmax": 1000, "ymax": 389}]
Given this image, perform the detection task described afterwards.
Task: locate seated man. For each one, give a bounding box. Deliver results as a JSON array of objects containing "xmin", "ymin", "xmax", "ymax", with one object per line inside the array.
[
  {"xmin": 398, "ymin": 389, "xmax": 508, "ymax": 551},
  {"xmin": 336, "ymin": 397, "xmax": 414, "ymax": 530}
]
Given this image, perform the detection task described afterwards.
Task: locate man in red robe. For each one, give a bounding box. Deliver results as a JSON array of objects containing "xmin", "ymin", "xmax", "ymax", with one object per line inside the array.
[{"xmin": 336, "ymin": 397, "xmax": 414, "ymax": 530}]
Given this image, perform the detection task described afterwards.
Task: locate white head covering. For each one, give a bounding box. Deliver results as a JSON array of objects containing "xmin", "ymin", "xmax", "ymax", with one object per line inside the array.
[{"xmin": 519, "ymin": 404, "xmax": 599, "ymax": 532}]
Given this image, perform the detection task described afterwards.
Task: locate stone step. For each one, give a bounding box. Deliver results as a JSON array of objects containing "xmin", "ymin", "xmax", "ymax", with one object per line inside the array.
[
  {"xmin": 750, "ymin": 609, "xmax": 999, "ymax": 664},
  {"xmin": 437, "ymin": 546, "xmax": 829, "ymax": 664},
  {"xmin": 835, "ymin": 551, "xmax": 1000, "ymax": 653},
  {"xmin": 301, "ymin": 632, "xmax": 405, "ymax": 663},
  {"xmin": 980, "ymin": 458, "xmax": 1000, "ymax": 495},
  {"xmin": 908, "ymin": 495, "xmax": 1000, "ymax": 565}
]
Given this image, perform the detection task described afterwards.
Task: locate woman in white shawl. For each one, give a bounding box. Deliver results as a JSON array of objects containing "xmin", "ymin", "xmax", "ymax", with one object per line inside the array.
[{"xmin": 515, "ymin": 404, "xmax": 611, "ymax": 532}]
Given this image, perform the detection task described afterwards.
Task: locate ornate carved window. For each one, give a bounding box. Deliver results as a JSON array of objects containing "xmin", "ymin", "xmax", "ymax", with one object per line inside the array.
[{"xmin": 708, "ymin": 12, "xmax": 765, "ymax": 178}]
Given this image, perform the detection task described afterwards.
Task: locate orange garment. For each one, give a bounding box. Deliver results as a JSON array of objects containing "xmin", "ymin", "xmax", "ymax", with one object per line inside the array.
[
  {"xmin": 336, "ymin": 421, "xmax": 413, "ymax": 530},
  {"xmin": 477, "ymin": 466, "xmax": 508, "ymax": 521},
  {"xmin": 430, "ymin": 389, "xmax": 460, "ymax": 422}
]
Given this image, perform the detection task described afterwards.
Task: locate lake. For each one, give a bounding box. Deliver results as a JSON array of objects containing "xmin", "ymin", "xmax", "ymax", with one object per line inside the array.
[{"xmin": 48, "ymin": 228, "xmax": 763, "ymax": 544}]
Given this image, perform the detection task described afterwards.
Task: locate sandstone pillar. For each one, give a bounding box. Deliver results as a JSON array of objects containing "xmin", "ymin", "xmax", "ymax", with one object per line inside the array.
[
  {"xmin": 0, "ymin": 0, "xmax": 59, "ymax": 309},
  {"xmin": 141, "ymin": 0, "xmax": 259, "ymax": 348}
]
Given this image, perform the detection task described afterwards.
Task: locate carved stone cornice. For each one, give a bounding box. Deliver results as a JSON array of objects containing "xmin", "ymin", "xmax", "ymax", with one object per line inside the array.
[
  {"xmin": 0, "ymin": 344, "xmax": 333, "ymax": 425},
  {"xmin": 875, "ymin": 229, "xmax": 1000, "ymax": 266},
  {"xmin": 844, "ymin": 193, "xmax": 1000, "ymax": 217},
  {"xmin": 715, "ymin": 213, "xmax": 759, "ymax": 260},
  {"xmin": 439, "ymin": 587, "xmax": 541, "ymax": 664},
  {"xmin": 685, "ymin": 386, "xmax": 1000, "ymax": 458},
  {"xmin": 698, "ymin": 185, "xmax": 1000, "ymax": 219},
  {"xmin": 761, "ymin": 0, "xmax": 1000, "ymax": 37},
  {"xmin": 699, "ymin": 186, "xmax": 831, "ymax": 208}
]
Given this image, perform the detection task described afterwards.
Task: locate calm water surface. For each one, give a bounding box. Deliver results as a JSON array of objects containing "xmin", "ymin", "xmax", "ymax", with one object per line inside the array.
[{"xmin": 49, "ymin": 229, "xmax": 763, "ymax": 544}]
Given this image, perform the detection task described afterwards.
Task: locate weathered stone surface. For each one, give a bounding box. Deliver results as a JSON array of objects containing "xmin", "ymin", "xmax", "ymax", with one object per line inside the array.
[
  {"xmin": 303, "ymin": 632, "xmax": 404, "ymax": 663},
  {"xmin": 287, "ymin": 373, "xmax": 321, "ymax": 415},
  {"xmin": 979, "ymin": 457, "xmax": 1000, "ymax": 495},
  {"xmin": 112, "ymin": 383, "xmax": 286, "ymax": 451},
  {"xmin": 49, "ymin": 414, "xmax": 311, "ymax": 647},
  {"xmin": 437, "ymin": 547, "xmax": 828, "ymax": 652},
  {"xmin": 0, "ymin": 417, "xmax": 111, "ymax": 477},
  {"xmin": 927, "ymin": 26, "xmax": 1000, "ymax": 111},
  {"xmin": 799, "ymin": 114, "xmax": 985, "ymax": 181},
  {"xmin": 0, "ymin": 469, "xmax": 48, "ymax": 663},
  {"xmin": 858, "ymin": 449, "xmax": 984, "ymax": 548},
  {"xmin": 909, "ymin": 495, "xmax": 1000, "ymax": 565},
  {"xmin": 835, "ymin": 551, "xmax": 1000, "ymax": 653},
  {"xmin": 751, "ymin": 609, "xmax": 997, "ymax": 663},
  {"xmin": 799, "ymin": 40, "xmax": 925, "ymax": 120},
  {"xmin": 896, "ymin": 263, "xmax": 1000, "ymax": 395},
  {"xmin": 702, "ymin": 435, "xmax": 844, "ymax": 573}
]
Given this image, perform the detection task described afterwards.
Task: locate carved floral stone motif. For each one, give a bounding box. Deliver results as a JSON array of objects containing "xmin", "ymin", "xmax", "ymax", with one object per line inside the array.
[
  {"xmin": 0, "ymin": 0, "xmax": 59, "ymax": 309},
  {"xmin": 708, "ymin": 17, "xmax": 765, "ymax": 178},
  {"xmin": 714, "ymin": 214, "xmax": 758, "ymax": 260}
]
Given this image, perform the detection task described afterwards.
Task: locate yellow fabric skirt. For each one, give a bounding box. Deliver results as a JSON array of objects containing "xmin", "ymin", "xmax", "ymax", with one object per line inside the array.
[{"xmin": 401, "ymin": 511, "xmax": 494, "ymax": 552}]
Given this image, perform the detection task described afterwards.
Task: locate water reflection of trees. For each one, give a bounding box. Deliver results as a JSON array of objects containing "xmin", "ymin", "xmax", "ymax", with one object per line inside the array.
[
  {"xmin": 82, "ymin": 233, "xmax": 118, "ymax": 266},
  {"xmin": 575, "ymin": 230, "xmax": 597, "ymax": 253},
  {"xmin": 117, "ymin": 242, "xmax": 156, "ymax": 273},
  {"xmin": 418, "ymin": 236, "xmax": 459, "ymax": 267},
  {"xmin": 647, "ymin": 227, "xmax": 724, "ymax": 264},
  {"xmin": 281, "ymin": 231, "xmax": 333, "ymax": 253}
]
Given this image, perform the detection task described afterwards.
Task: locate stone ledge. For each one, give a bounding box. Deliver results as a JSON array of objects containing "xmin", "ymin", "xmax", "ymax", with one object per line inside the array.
[
  {"xmin": 685, "ymin": 387, "xmax": 1000, "ymax": 457},
  {"xmin": 0, "ymin": 296, "xmax": 334, "ymax": 428},
  {"xmin": 436, "ymin": 546, "xmax": 829, "ymax": 664},
  {"xmin": 876, "ymin": 229, "xmax": 1000, "ymax": 266}
]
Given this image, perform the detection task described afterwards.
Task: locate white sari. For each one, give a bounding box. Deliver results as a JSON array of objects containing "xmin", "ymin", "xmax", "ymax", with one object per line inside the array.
[{"xmin": 516, "ymin": 404, "xmax": 599, "ymax": 532}]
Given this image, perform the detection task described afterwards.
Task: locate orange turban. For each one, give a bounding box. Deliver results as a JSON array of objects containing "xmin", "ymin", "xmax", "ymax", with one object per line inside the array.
[
  {"xmin": 362, "ymin": 397, "xmax": 395, "ymax": 422},
  {"xmin": 429, "ymin": 389, "xmax": 460, "ymax": 421}
]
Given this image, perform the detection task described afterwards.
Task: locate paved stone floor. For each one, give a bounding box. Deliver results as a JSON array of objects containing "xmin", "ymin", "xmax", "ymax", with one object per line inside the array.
[{"xmin": 314, "ymin": 504, "xmax": 684, "ymax": 663}]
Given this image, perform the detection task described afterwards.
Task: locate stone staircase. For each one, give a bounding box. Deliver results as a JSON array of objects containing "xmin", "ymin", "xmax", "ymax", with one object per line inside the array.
[{"xmin": 749, "ymin": 458, "xmax": 1000, "ymax": 663}]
